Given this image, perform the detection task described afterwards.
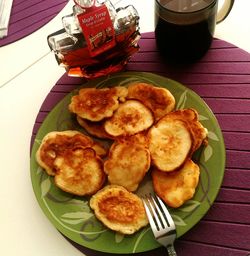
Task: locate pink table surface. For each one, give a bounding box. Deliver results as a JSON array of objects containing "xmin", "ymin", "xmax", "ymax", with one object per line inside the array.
[
  {"xmin": 0, "ymin": 0, "xmax": 68, "ymax": 47},
  {"xmin": 31, "ymin": 32, "xmax": 250, "ymax": 256}
]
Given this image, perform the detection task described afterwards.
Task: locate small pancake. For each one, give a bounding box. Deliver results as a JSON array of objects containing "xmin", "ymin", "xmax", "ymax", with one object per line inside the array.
[
  {"xmin": 148, "ymin": 118, "xmax": 192, "ymax": 172},
  {"xmin": 152, "ymin": 159, "xmax": 200, "ymax": 208},
  {"xmin": 69, "ymin": 87, "xmax": 128, "ymax": 121},
  {"xmin": 161, "ymin": 108, "xmax": 208, "ymax": 154},
  {"xmin": 104, "ymin": 100, "xmax": 154, "ymax": 137},
  {"xmin": 36, "ymin": 130, "xmax": 93, "ymax": 175},
  {"xmin": 76, "ymin": 115, "xmax": 113, "ymax": 139},
  {"xmin": 36, "ymin": 130, "xmax": 106, "ymax": 176},
  {"xmin": 90, "ymin": 185, "xmax": 148, "ymax": 234},
  {"xmin": 104, "ymin": 135, "xmax": 150, "ymax": 191},
  {"xmin": 127, "ymin": 82, "xmax": 175, "ymax": 121},
  {"xmin": 54, "ymin": 148, "xmax": 105, "ymax": 196}
]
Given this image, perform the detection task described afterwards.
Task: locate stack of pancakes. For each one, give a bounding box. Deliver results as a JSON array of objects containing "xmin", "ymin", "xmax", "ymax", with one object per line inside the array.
[{"xmin": 36, "ymin": 82, "xmax": 208, "ymax": 234}]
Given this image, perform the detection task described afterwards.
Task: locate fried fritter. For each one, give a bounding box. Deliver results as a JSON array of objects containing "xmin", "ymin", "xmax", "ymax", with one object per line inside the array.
[
  {"xmin": 104, "ymin": 134, "xmax": 150, "ymax": 191},
  {"xmin": 161, "ymin": 108, "xmax": 208, "ymax": 154},
  {"xmin": 76, "ymin": 115, "xmax": 113, "ymax": 139},
  {"xmin": 36, "ymin": 130, "xmax": 93, "ymax": 175},
  {"xmin": 127, "ymin": 82, "xmax": 175, "ymax": 121},
  {"xmin": 90, "ymin": 185, "xmax": 148, "ymax": 234},
  {"xmin": 54, "ymin": 148, "xmax": 105, "ymax": 196},
  {"xmin": 148, "ymin": 118, "xmax": 192, "ymax": 172},
  {"xmin": 152, "ymin": 159, "xmax": 200, "ymax": 208},
  {"xmin": 104, "ymin": 100, "xmax": 154, "ymax": 137},
  {"xmin": 69, "ymin": 87, "xmax": 128, "ymax": 121},
  {"xmin": 36, "ymin": 130, "xmax": 106, "ymax": 176}
]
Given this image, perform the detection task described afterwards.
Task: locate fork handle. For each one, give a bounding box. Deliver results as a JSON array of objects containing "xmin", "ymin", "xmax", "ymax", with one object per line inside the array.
[{"xmin": 167, "ymin": 245, "xmax": 177, "ymax": 256}]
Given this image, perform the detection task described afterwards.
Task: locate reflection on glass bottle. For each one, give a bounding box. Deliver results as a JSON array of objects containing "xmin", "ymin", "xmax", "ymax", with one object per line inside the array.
[{"xmin": 47, "ymin": 0, "xmax": 140, "ymax": 78}]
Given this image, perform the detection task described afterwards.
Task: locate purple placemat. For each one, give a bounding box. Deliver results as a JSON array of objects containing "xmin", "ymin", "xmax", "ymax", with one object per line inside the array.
[
  {"xmin": 0, "ymin": 0, "xmax": 68, "ymax": 47},
  {"xmin": 31, "ymin": 32, "xmax": 250, "ymax": 255}
]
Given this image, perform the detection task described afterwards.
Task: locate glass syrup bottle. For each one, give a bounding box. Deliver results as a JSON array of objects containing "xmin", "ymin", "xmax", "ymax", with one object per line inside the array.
[{"xmin": 47, "ymin": 0, "xmax": 140, "ymax": 79}]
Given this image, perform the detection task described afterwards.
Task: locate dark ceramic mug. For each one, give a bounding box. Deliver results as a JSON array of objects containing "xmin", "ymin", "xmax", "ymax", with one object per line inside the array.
[{"xmin": 155, "ymin": 0, "xmax": 234, "ymax": 63}]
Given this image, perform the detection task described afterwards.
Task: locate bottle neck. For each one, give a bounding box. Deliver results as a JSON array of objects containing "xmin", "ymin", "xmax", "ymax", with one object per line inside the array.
[{"xmin": 74, "ymin": 0, "xmax": 96, "ymax": 9}]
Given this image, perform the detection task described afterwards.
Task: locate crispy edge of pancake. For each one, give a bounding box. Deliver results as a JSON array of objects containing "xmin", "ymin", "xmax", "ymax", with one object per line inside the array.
[
  {"xmin": 148, "ymin": 118, "xmax": 192, "ymax": 172},
  {"xmin": 76, "ymin": 115, "xmax": 113, "ymax": 139},
  {"xmin": 127, "ymin": 82, "xmax": 176, "ymax": 121},
  {"xmin": 68, "ymin": 87, "xmax": 128, "ymax": 121},
  {"xmin": 90, "ymin": 185, "xmax": 148, "ymax": 234},
  {"xmin": 54, "ymin": 147, "xmax": 105, "ymax": 196},
  {"xmin": 91, "ymin": 142, "xmax": 108, "ymax": 158},
  {"xmin": 152, "ymin": 159, "xmax": 200, "ymax": 208},
  {"xmin": 104, "ymin": 137, "xmax": 151, "ymax": 191},
  {"xmin": 161, "ymin": 108, "xmax": 208, "ymax": 154},
  {"xmin": 104, "ymin": 99, "xmax": 154, "ymax": 137},
  {"xmin": 186, "ymin": 109, "xmax": 208, "ymax": 153}
]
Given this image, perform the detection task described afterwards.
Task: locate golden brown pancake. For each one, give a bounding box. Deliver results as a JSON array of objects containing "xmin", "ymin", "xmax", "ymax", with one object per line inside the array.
[
  {"xmin": 127, "ymin": 82, "xmax": 175, "ymax": 121},
  {"xmin": 148, "ymin": 118, "xmax": 192, "ymax": 172},
  {"xmin": 104, "ymin": 100, "xmax": 154, "ymax": 137},
  {"xmin": 76, "ymin": 115, "xmax": 113, "ymax": 139},
  {"xmin": 36, "ymin": 130, "xmax": 93, "ymax": 175},
  {"xmin": 161, "ymin": 108, "xmax": 208, "ymax": 154},
  {"xmin": 152, "ymin": 159, "xmax": 200, "ymax": 208},
  {"xmin": 69, "ymin": 87, "xmax": 128, "ymax": 121},
  {"xmin": 90, "ymin": 185, "xmax": 148, "ymax": 234},
  {"xmin": 104, "ymin": 135, "xmax": 150, "ymax": 191},
  {"xmin": 36, "ymin": 130, "xmax": 107, "ymax": 176},
  {"xmin": 54, "ymin": 148, "xmax": 105, "ymax": 196}
]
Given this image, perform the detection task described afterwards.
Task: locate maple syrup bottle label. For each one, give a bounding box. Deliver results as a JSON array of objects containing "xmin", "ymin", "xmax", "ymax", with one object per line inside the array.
[{"xmin": 75, "ymin": 0, "xmax": 116, "ymax": 57}]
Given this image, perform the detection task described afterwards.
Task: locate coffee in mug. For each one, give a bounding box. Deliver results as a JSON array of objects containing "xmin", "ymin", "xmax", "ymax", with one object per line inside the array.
[{"xmin": 155, "ymin": 0, "xmax": 234, "ymax": 63}]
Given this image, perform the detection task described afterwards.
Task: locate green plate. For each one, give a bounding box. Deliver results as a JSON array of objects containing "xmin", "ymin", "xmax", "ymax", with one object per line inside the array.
[{"xmin": 30, "ymin": 72, "xmax": 225, "ymax": 254}]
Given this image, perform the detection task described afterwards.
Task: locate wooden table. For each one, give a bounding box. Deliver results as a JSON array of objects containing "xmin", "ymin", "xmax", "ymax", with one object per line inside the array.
[{"xmin": 31, "ymin": 32, "xmax": 250, "ymax": 256}]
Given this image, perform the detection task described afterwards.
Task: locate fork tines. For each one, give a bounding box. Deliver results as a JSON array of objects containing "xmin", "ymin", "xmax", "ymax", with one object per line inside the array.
[
  {"xmin": 143, "ymin": 194, "xmax": 177, "ymax": 255},
  {"xmin": 143, "ymin": 194, "xmax": 176, "ymax": 233}
]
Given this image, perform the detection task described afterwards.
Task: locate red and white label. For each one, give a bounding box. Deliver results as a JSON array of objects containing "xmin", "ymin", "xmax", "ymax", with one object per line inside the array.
[{"xmin": 77, "ymin": 5, "xmax": 116, "ymax": 57}]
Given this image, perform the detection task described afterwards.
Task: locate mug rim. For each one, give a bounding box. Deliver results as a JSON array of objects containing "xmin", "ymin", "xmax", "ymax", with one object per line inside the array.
[{"xmin": 155, "ymin": 0, "xmax": 216, "ymax": 15}]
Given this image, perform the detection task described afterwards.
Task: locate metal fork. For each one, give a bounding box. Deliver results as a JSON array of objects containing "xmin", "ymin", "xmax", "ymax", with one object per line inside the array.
[{"xmin": 142, "ymin": 194, "xmax": 177, "ymax": 256}]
